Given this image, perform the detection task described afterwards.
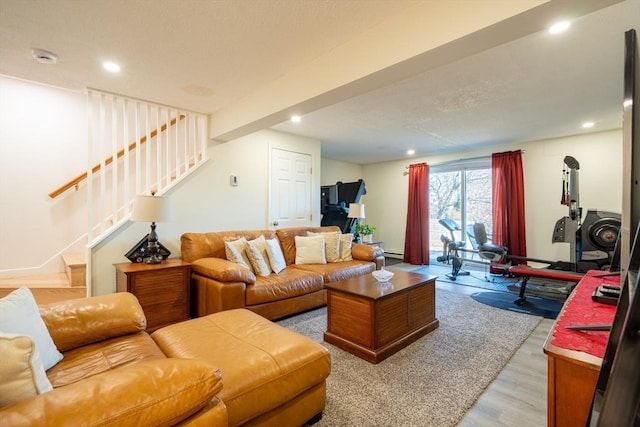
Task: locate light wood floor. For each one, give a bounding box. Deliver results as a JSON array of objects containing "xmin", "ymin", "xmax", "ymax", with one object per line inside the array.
[{"xmin": 437, "ymin": 277, "xmax": 552, "ymax": 427}]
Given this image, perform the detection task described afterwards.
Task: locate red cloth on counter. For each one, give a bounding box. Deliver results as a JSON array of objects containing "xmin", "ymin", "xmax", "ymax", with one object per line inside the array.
[{"xmin": 550, "ymin": 270, "xmax": 619, "ymax": 358}]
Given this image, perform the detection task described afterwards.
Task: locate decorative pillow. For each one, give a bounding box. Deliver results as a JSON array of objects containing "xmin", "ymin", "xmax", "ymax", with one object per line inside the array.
[
  {"xmin": 246, "ymin": 236, "xmax": 271, "ymax": 277},
  {"xmin": 0, "ymin": 287, "xmax": 63, "ymax": 370},
  {"xmin": 224, "ymin": 237, "xmax": 253, "ymax": 272},
  {"xmin": 294, "ymin": 235, "xmax": 327, "ymax": 265},
  {"xmin": 265, "ymin": 238, "xmax": 287, "ymax": 273},
  {"xmin": 0, "ymin": 333, "xmax": 53, "ymax": 407},
  {"xmin": 307, "ymin": 231, "xmax": 341, "ymax": 262},
  {"xmin": 340, "ymin": 234, "xmax": 354, "ymax": 261}
]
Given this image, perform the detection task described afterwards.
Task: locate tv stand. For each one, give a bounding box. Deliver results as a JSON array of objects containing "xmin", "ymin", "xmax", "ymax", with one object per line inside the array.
[{"xmin": 543, "ymin": 270, "xmax": 618, "ymax": 427}]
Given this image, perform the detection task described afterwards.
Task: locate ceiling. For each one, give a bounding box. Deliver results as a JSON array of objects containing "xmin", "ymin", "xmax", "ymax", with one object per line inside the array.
[{"xmin": 1, "ymin": 0, "xmax": 638, "ymax": 164}]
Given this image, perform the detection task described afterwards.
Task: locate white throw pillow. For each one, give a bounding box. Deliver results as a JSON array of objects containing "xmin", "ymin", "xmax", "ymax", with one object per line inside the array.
[
  {"xmin": 224, "ymin": 237, "xmax": 253, "ymax": 272},
  {"xmin": 340, "ymin": 234, "xmax": 354, "ymax": 261},
  {"xmin": 246, "ymin": 236, "xmax": 271, "ymax": 277},
  {"xmin": 0, "ymin": 287, "xmax": 63, "ymax": 370},
  {"xmin": 295, "ymin": 235, "xmax": 327, "ymax": 265},
  {"xmin": 307, "ymin": 231, "xmax": 341, "ymax": 263},
  {"xmin": 0, "ymin": 333, "xmax": 53, "ymax": 407},
  {"xmin": 265, "ymin": 238, "xmax": 287, "ymax": 274}
]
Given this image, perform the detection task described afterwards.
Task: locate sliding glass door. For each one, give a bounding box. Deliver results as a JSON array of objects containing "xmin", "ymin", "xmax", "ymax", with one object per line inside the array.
[{"xmin": 429, "ymin": 158, "xmax": 492, "ymax": 261}]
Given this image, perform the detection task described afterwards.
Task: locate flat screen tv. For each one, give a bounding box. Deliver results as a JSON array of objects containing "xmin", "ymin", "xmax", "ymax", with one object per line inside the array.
[{"xmin": 587, "ymin": 28, "xmax": 640, "ymax": 427}]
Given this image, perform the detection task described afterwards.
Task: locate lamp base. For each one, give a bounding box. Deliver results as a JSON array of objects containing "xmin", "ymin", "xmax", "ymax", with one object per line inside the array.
[{"xmin": 124, "ymin": 234, "xmax": 172, "ymax": 263}]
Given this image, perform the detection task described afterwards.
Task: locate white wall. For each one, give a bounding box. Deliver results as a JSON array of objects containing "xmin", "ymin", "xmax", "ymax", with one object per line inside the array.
[
  {"xmin": 91, "ymin": 129, "xmax": 321, "ymax": 295},
  {"xmin": 0, "ymin": 75, "xmax": 88, "ymax": 276},
  {"xmin": 320, "ymin": 158, "xmax": 362, "ymax": 186},
  {"xmin": 361, "ymin": 129, "xmax": 623, "ymax": 262}
]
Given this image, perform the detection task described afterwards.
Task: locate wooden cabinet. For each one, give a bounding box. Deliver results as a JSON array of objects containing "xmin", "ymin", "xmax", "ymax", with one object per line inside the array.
[
  {"xmin": 115, "ymin": 259, "xmax": 191, "ymax": 332},
  {"xmin": 324, "ymin": 271, "xmax": 438, "ymax": 364},
  {"xmin": 543, "ymin": 272, "xmax": 618, "ymax": 427}
]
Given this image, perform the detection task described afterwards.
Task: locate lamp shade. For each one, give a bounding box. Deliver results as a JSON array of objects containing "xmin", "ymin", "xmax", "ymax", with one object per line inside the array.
[
  {"xmin": 347, "ymin": 203, "xmax": 365, "ymax": 219},
  {"xmin": 131, "ymin": 195, "xmax": 171, "ymax": 223}
]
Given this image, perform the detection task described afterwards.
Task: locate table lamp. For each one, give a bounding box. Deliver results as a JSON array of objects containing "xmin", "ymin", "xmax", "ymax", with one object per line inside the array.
[
  {"xmin": 347, "ymin": 203, "xmax": 365, "ymax": 241},
  {"xmin": 130, "ymin": 194, "xmax": 172, "ymax": 264}
]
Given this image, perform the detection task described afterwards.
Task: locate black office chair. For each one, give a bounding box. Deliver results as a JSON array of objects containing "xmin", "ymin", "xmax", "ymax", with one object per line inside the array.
[{"xmin": 473, "ymin": 222, "xmax": 508, "ymax": 279}]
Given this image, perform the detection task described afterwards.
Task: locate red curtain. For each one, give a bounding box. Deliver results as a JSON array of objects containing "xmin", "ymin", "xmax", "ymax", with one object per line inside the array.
[
  {"xmin": 404, "ymin": 163, "xmax": 429, "ymax": 265},
  {"xmin": 492, "ymin": 150, "xmax": 527, "ymax": 258}
]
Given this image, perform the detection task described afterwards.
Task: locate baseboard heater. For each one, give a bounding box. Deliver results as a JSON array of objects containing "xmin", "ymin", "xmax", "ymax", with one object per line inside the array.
[{"xmin": 384, "ymin": 252, "xmax": 403, "ymax": 259}]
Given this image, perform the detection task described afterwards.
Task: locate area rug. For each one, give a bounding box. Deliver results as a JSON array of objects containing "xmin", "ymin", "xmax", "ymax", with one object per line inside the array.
[
  {"xmin": 277, "ymin": 289, "xmax": 542, "ymax": 426},
  {"xmin": 471, "ymin": 291, "xmax": 564, "ymax": 319}
]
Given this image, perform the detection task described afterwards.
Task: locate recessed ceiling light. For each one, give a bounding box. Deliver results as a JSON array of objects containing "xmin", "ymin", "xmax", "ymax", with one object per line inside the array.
[
  {"xmin": 290, "ymin": 115, "xmax": 301, "ymax": 123},
  {"xmin": 582, "ymin": 121, "xmax": 595, "ymax": 128},
  {"xmin": 103, "ymin": 61, "xmax": 121, "ymax": 73},
  {"xmin": 407, "ymin": 149, "xmax": 415, "ymax": 155},
  {"xmin": 31, "ymin": 48, "xmax": 57, "ymax": 64},
  {"xmin": 549, "ymin": 21, "xmax": 571, "ymax": 34}
]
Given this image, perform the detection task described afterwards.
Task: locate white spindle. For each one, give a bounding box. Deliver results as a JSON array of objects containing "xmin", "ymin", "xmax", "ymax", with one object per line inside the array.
[
  {"xmin": 123, "ymin": 98, "xmax": 130, "ymax": 217},
  {"xmin": 84, "ymin": 90, "xmax": 206, "ymax": 247}
]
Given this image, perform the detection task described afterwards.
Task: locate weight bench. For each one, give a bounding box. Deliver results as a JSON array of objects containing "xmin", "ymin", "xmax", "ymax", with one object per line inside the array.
[{"xmin": 508, "ymin": 265, "xmax": 584, "ymax": 305}]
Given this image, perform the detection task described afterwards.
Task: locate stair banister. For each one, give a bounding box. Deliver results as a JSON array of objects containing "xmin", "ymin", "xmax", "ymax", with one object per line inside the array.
[{"xmin": 48, "ymin": 115, "xmax": 185, "ymax": 199}]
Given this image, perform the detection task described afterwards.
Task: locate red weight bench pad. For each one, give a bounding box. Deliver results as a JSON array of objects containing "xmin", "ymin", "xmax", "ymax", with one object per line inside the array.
[{"xmin": 508, "ymin": 265, "xmax": 584, "ymax": 305}]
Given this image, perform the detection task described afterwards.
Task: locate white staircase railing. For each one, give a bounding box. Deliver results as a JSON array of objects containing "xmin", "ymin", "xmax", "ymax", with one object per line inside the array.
[{"xmin": 85, "ymin": 89, "xmax": 208, "ymax": 246}]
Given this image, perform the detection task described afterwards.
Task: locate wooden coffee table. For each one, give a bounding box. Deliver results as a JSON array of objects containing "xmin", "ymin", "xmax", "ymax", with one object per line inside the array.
[{"xmin": 324, "ymin": 270, "xmax": 438, "ymax": 364}]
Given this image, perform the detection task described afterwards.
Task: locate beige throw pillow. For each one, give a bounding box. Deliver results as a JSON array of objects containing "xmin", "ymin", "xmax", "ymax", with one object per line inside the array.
[
  {"xmin": 294, "ymin": 235, "xmax": 327, "ymax": 264},
  {"xmin": 307, "ymin": 231, "xmax": 341, "ymax": 262},
  {"xmin": 340, "ymin": 233, "xmax": 354, "ymax": 261},
  {"xmin": 265, "ymin": 238, "xmax": 287, "ymax": 273},
  {"xmin": 246, "ymin": 236, "xmax": 271, "ymax": 277},
  {"xmin": 0, "ymin": 287, "xmax": 63, "ymax": 370},
  {"xmin": 224, "ymin": 238, "xmax": 253, "ymax": 272},
  {"xmin": 0, "ymin": 333, "xmax": 53, "ymax": 408}
]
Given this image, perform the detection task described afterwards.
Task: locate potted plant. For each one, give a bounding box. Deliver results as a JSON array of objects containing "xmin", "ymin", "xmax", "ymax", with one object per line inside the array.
[{"xmin": 355, "ymin": 223, "xmax": 377, "ymax": 243}]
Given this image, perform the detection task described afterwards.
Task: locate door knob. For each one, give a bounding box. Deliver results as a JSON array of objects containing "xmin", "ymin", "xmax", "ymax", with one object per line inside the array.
[{"xmin": 272, "ymin": 221, "xmax": 279, "ymax": 226}]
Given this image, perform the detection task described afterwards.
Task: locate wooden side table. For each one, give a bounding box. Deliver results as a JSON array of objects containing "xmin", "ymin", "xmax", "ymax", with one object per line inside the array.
[{"xmin": 114, "ymin": 259, "xmax": 191, "ymax": 332}]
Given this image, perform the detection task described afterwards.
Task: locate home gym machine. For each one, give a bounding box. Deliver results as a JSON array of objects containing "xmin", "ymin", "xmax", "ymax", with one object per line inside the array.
[
  {"xmin": 509, "ymin": 155, "xmax": 620, "ymax": 304},
  {"xmin": 320, "ymin": 179, "xmax": 366, "ymax": 233},
  {"xmin": 436, "ymin": 219, "xmax": 508, "ymax": 281},
  {"xmin": 438, "ymin": 155, "xmax": 620, "ymax": 304}
]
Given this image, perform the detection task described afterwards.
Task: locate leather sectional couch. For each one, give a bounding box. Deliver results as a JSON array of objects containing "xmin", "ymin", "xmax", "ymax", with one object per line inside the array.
[
  {"xmin": 1, "ymin": 292, "xmax": 330, "ymax": 426},
  {"xmin": 181, "ymin": 226, "xmax": 385, "ymax": 320}
]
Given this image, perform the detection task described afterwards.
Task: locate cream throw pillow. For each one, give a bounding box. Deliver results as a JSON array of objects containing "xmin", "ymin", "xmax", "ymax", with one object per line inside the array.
[
  {"xmin": 0, "ymin": 287, "xmax": 63, "ymax": 370},
  {"xmin": 265, "ymin": 238, "xmax": 287, "ymax": 273},
  {"xmin": 224, "ymin": 238, "xmax": 253, "ymax": 272},
  {"xmin": 307, "ymin": 231, "xmax": 341, "ymax": 263},
  {"xmin": 246, "ymin": 236, "xmax": 271, "ymax": 277},
  {"xmin": 340, "ymin": 233, "xmax": 354, "ymax": 261},
  {"xmin": 294, "ymin": 235, "xmax": 327, "ymax": 264},
  {"xmin": 0, "ymin": 333, "xmax": 53, "ymax": 407}
]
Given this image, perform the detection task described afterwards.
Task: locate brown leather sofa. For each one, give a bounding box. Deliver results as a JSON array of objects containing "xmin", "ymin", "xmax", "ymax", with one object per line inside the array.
[
  {"xmin": 1, "ymin": 292, "xmax": 330, "ymax": 426},
  {"xmin": 181, "ymin": 226, "xmax": 385, "ymax": 320}
]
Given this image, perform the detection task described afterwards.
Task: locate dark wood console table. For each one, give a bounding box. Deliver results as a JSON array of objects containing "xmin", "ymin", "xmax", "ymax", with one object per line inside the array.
[{"xmin": 543, "ymin": 270, "xmax": 618, "ymax": 427}]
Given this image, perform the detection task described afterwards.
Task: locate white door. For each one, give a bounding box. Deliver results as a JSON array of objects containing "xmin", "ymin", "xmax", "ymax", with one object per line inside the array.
[{"xmin": 270, "ymin": 148, "xmax": 312, "ymax": 228}]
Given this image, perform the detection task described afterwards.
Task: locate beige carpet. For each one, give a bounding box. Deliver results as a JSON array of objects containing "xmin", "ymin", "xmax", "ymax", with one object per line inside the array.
[{"xmin": 278, "ymin": 289, "xmax": 542, "ymax": 426}]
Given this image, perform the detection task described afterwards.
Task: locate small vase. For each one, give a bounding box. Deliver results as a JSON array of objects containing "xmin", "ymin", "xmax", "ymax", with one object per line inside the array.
[{"xmin": 364, "ymin": 234, "xmax": 373, "ymax": 243}]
